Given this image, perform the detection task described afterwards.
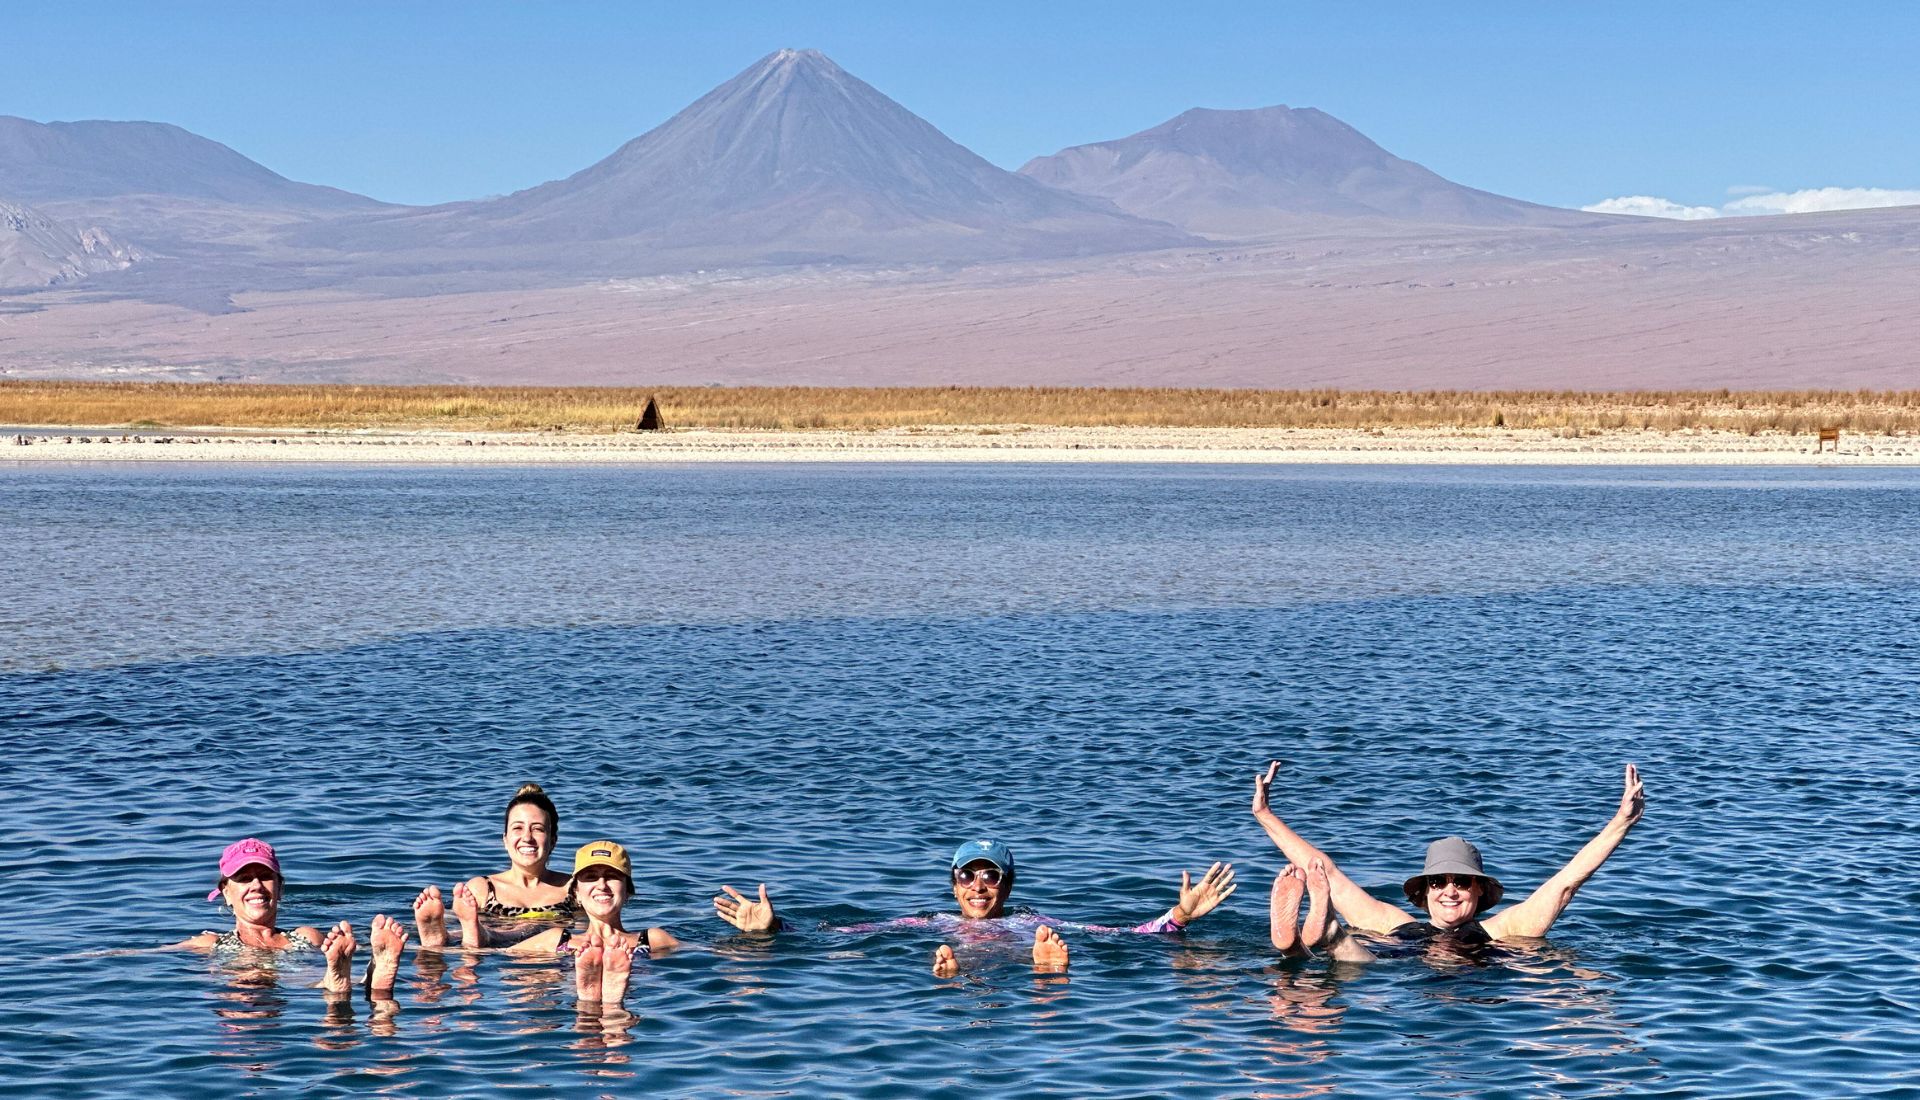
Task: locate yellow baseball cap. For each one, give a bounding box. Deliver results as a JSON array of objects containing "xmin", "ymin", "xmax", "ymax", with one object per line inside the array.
[{"xmin": 570, "ymin": 840, "xmax": 632, "ymax": 884}]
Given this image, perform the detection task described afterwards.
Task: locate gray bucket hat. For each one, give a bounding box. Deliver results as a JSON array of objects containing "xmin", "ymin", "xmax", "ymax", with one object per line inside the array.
[{"xmin": 1402, "ymin": 836, "xmax": 1504, "ymax": 913}]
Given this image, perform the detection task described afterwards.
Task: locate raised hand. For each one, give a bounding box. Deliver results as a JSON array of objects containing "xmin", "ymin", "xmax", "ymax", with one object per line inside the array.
[
  {"xmin": 713, "ymin": 884, "xmax": 780, "ymax": 933},
  {"xmin": 1175, "ymin": 861, "xmax": 1238, "ymax": 923},
  {"xmin": 1616, "ymin": 763, "xmax": 1646, "ymax": 827},
  {"xmin": 1252, "ymin": 760, "xmax": 1281, "ymax": 817}
]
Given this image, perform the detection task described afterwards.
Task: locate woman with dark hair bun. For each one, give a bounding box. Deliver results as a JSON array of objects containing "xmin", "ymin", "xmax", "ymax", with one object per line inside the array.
[{"xmin": 412, "ymin": 782, "xmax": 577, "ymax": 948}]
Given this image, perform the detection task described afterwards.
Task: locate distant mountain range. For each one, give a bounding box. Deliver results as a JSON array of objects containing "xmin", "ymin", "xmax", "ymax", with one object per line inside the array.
[
  {"xmin": 1021, "ymin": 106, "xmax": 1613, "ymax": 236},
  {"xmin": 292, "ymin": 49, "xmax": 1195, "ymax": 270},
  {"xmin": 4, "ymin": 48, "xmax": 1914, "ymax": 392},
  {"xmin": 0, "ymin": 50, "xmax": 1626, "ymax": 292},
  {"xmin": 0, "ymin": 115, "xmax": 394, "ymax": 259},
  {"xmin": 0, "ymin": 116, "xmax": 381, "ymax": 210}
]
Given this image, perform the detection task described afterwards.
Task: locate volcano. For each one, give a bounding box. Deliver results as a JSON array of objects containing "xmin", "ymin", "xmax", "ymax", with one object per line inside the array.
[
  {"xmin": 1021, "ymin": 106, "xmax": 1617, "ymax": 236},
  {"xmin": 0, "ymin": 115, "xmax": 393, "ymax": 246},
  {"xmin": 296, "ymin": 49, "xmax": 1194, "ymax": 270},
  {"xmin": 0, "ymin": 115, "xmax": 382, "ymax": 211}
]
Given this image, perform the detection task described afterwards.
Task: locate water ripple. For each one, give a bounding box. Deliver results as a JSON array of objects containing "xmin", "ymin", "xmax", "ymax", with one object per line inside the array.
[{"xmin": 2, "ymin": 465, "xmax": 1917, "ymax": 1096}]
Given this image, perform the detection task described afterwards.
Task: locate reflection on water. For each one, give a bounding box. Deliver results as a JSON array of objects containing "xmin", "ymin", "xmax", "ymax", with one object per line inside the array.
[{"xmin": 3, "ymin": 464, "xmax": 1918, "ymax": 1097}]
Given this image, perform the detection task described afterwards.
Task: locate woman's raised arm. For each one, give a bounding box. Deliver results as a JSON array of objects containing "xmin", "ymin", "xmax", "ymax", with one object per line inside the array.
[
  {"xmin": 1485, "ymin": 764, "xmax": 1645, "ymax": 940},
  {"xmin": 1252, "ymin": 761, "xmax": 1410, "ymax": 934}
]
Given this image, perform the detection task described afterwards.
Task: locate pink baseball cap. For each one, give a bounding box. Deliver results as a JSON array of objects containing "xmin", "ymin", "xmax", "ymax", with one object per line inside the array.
[{"xmin": 208, "ymin": 837, "xmax": 282, "ymax": 901}]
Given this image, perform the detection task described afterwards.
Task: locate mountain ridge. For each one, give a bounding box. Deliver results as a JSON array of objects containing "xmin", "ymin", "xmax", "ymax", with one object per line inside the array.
[
  {"xmin": 0, "ymin": 115, "xmax": 388, "ymax": 211},
  {"xmin": 290, "ymin": 49, "xmax": 1196, "ymax": 268},
  {"xmin": 1021, "ymin": 105, "xmax": 1618, "ymax": 235}
]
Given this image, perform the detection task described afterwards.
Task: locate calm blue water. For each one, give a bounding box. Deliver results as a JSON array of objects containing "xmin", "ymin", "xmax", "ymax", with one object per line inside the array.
[{"xmin": 3, "ymin": 463, "xmax": 1918, "ymax": 1098}]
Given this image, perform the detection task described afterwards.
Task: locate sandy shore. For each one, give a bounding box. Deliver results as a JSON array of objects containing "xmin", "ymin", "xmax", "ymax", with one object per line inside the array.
[{"xmin": 4, "ymin": 425, "xmax": 1916, "ymax": 465}]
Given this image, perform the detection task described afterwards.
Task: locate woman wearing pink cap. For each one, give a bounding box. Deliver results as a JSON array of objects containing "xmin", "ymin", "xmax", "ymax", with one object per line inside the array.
[{"xmin": 174, "ymin": 837, "xmax": 409, "ymax": 998}]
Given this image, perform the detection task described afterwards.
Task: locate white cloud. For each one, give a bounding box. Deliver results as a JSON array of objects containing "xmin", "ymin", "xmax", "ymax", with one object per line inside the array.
[
  {"xmin": 1583, "ymin": 186, "xmax": 1920, "ymax": 220},
  {"xmin": 1581, "ymin": 195, "xmax": 1721, "ymax": 219},
  {"xmin": 1725, "ymin": 184, "xmax": 1774, "ymax": 197},
  {"xmin": 1722, "ymin": 186, "xmax": 1920, "ymax": 215}
]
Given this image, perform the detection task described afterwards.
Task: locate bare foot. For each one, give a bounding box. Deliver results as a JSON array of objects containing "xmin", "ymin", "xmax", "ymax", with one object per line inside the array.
[
  {"xmin": 450, "ymin": 881, "xmax": 482, "ymax": 948},
  {"xmin": 932, "ymin": 944, "xmax": 958, "ymax": 978},
  {"xmin": 412, "ymin": 885, "xmax": 447, "ymax": 949},
  {"xmin": 575, "ymin": 931, "xmax": 605, "ymax": 1003},
  {"xmin": 1032, "ymin": 926, "xmax": 1070, "ymax": 972},
  {"xmin": 1270, "ymin": 865, "xmax": 1304, "ymax": 953},
  {"xmin": 319, "ymin": 920, "xmax": 356, "ymax": 995},
  {"xmin": 601, "ymin": 932, "xmax": 634, "ymax": 1004},
  {"xmin": 367, "ymin": 913, "xmax": 408, "ymax": 993},
  {"xmin": 1302, "ymin": 859, "xmax": 1331, "ymax": 949}
]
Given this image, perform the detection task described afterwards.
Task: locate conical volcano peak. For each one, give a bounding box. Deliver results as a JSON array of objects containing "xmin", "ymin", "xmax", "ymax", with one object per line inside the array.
[
  {"xmin": 291, "ymin": 46, "xmax": 1192, "ymax": 268},
  {"xmin": 762, "ymin": 47, "xmax": 837, "ymax": 71},
  {"xmin": 719, "ymin": 47, "xmax": 867, "ymax": 110},
  {"xmin": 732, "ymin": 48, "xmax": 856, "ymax": 95}
]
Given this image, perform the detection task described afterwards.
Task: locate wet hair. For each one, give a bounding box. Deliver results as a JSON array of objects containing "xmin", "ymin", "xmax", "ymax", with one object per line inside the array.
[{"xmin": 504, "ymin": 782, "xmax": 559, "ymax": 838}]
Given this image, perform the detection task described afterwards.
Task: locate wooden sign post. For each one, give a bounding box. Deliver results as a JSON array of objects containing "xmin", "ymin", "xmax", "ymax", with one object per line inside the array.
[{"xmin": 1815, "ymin": 427, "xmax": 1840, "ymax": 453}]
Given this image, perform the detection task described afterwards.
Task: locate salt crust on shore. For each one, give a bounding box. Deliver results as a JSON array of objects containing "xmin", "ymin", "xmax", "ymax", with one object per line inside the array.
[{"xmin": 4, "ymin": 426, "xmax": 1916, "ymax": 466}]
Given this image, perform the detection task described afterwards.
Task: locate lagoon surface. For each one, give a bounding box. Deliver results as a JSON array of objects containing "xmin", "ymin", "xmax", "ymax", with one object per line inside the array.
[{"xmin": 3, "ymin": 463, "xmax": 1918, "ymax": 1097}]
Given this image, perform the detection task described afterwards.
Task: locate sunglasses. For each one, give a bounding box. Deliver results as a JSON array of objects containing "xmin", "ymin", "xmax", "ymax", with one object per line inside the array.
[
  {"xmin": 1425, "ymin": 874, "xmax": 1479, "ymax": 891},
  {"xmin": 953, "ymin": 866, "xmax": 1004, "ymax": 887}
]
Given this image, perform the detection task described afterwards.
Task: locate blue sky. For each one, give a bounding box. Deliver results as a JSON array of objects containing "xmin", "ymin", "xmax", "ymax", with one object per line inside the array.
[{"xmin": 5, "ymin": 2, "xmax": 1916, "ymax": 213}]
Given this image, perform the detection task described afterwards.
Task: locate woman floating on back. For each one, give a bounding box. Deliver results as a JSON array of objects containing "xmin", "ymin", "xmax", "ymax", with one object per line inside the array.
[
  {"xmin": 1255, "ymin": 760, "xmax": 1646, "ymax": 960},
  {"xmin": 715, "ymin": 838, "xmax": 1238, "ymax": 977}
]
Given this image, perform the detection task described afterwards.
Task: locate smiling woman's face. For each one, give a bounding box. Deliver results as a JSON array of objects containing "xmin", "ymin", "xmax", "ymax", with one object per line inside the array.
[
  {"xmin": 221, "ymin": 864, "xmax": 282, "ymax": 923},
  {"xmin": 951, "ymin": 861, "xmax": 1012, "ymax": 920},
  {"xmin": 502, "ymin": 803, "xmax": 556, "ymax": 869},
  {"xmin": 572, "ymin": 868, "xmax": 631, "ymax": 919},
  {"xmin": 1422, "ymin": 874, "xmax": 1484, "ymax": 929}
]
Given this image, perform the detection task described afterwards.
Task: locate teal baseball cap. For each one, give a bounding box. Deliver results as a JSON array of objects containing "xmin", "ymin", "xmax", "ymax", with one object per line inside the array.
[{"xmin": 950, "ymin": 839, "xmax": 1014, "ymax": 873}]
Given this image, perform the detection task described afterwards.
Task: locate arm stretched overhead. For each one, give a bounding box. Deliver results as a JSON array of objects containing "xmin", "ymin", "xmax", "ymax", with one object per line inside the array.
[
  {"xmin": 1484, "ymin": 764, "xmax": 1645, "ymax": 941},
  {"xmin": 1252, "ymin": 761, "xmax": 1411, "ymax": 934}
]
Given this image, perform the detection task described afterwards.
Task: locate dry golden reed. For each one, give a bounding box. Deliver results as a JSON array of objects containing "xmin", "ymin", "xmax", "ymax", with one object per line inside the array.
[{"xmin": 4, "ymin": 380, "xmax": 1919, "ymax": 435}]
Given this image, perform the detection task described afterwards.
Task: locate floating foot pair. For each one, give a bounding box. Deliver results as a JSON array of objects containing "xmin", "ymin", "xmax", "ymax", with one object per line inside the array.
[
  {"xmin": 1270, "ymin": 860, "xmax": 1331, "ymax": 956},
  {"xmin": 933, "ymin": 925, "xmax": 1070, "ymax": 977},
  {"xmin": 318, "ymin": 913, "xmax": 407, "ymax": 995}
]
